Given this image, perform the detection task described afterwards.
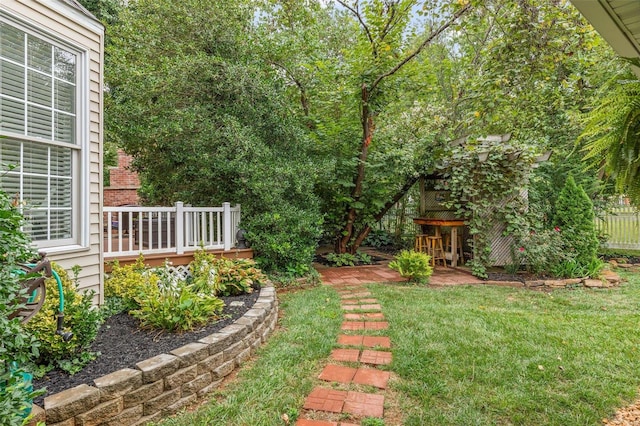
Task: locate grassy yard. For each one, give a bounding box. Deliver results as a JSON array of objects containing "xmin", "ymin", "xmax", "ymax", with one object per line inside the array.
[{"xmin": 157, "ymin": 274, "xmax": 640, "ymax": 426}]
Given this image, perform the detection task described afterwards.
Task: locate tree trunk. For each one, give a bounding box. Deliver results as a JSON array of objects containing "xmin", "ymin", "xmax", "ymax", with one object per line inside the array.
[
  {"xmin": 337, "ymin": 83, "xmax": 373, "ymax": 253},
  {"xmin": 347, "ymin": 174, "xmax": 421, "ymax": 253}
]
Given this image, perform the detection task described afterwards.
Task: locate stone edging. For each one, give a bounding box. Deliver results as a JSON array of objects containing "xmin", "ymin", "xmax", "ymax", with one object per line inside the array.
[
  {"xmin": 28, "ymin": 286, "xmax": 278, "ymax": 426},
  {"xmin": 483, "ymin": 270, "xmax": 622, "ymax": 290}
]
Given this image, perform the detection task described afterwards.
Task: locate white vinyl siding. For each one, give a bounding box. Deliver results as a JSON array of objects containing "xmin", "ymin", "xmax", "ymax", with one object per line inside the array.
[{"xmin": 0, "ymin": 18, "xmax": 81, "ymax": 247}]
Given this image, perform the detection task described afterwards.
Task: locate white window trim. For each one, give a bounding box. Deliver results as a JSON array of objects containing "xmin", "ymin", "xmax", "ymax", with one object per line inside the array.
[{"xmin": 0, "ymin": 10, "xmax": 90, "ymax": 252}]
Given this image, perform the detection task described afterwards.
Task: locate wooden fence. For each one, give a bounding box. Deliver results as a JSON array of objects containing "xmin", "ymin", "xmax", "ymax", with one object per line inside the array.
[{"xmin": 595, "ymin": 206, "xmax": 640, "ymax": 250}]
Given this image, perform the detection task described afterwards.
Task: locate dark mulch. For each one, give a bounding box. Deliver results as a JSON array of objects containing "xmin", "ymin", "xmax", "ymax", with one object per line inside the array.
[{"xmin": 33, "ymin": 291, "xmax": 259, "ymax": 406}]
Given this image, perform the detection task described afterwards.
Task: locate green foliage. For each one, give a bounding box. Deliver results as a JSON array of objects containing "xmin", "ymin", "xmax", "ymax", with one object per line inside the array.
[
  {"xmin": 440, "ymin": 137, "xmax": 541, "ymax": 276},
  {"xmin": 325, "ymin": 251, "xmax": 373, "ymax": 267},
  {"xmin": 0, "ymin": 188, "xmax": 41, "ymax": 424},
  {"xmin": 210, "ymin": 257, "xmax": 266, "ymax": 296},
  {"xmin": 516, "ymin": 228, "xmax": 570, "ymax": 276},
  {"xmin": 389, "ymin": 250, "xmax": 433, "ymax": 284},
  {"xmin": 578, "ymin": 65, "xmax": 640, "ymax": 204},
  {"xmin": 246, "ymin": 206, "xmax": 322, "ymax": 276},
  {"xmin": 552, "ymin": 257, "xmax": 605, "ymax": 279},
  {"xmin": 361, "ymin": 418, "xmax": 386, "ymax": 426},
  {"xmin": 363, "ymin": 229, "xmax": 394, "ymax": 248},
  {"xmin": 131, "ymin": 280, "xmax": 224, "ymax": 333},
  {"xmin": 554, "ymin": 175, "xmax": 600, "ymax": 267},
  {"xmin": 104, "ymin": 256, "xmax": 159, "ymax": 311},
  {"xmin": 24, "ymin": 265, "xmax": 103, "ymax": 374},
  {"xmin": 107, "ymin": 0, "xmax": 323, "ymax": 275},
  {"xmin": 189, "ymin": 249, "xmax": 221, "ymax": 296},
  {"xmin": 106, "ymin": 254, "xmax": 260, "ymax": 331}
]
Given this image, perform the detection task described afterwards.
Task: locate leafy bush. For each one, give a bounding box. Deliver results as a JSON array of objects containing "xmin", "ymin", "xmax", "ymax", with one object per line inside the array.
[
  {"xmin": 131, "ymin": 274, "xmax": 224, "ymax": 332},
  {"xmin": 554, "ymin": 175, "xmax": 599, "ymax": 267},
  {"xmin": 0, "ymin": 188, "xmax": 42, "ymax": 424},
  {"xmin": 189, "ymin": 249, "xmax": 221, "ymax": 295},
  {"xmin": 517, "ymin": 228, "xmax": 569, "ymax": 275},
  {"xmin": 325, "ymin": 252, "xmax": 357, "ymax": 267},
  {"xmin": 325, "ymin": 251, "xmax": 373, "ymax": 267},
  {"xmin": 24, "ymin": 265, "xmax": 103, "ymax": 374},
  {"xmin": 211, "ymin": 257, "xmax": 266, "ymax": 296},
  {"xmin": 363, "ymin": 229, "xmax": 394, "ymax": 248},
  {"xmin": 389, "ymin": 250, "xmax": 433, "ymax": 284},
  {"xmin": 552, "ymin": 257, "xmax": 605, "ymax": 279},
  {"xmin": 246, "ymin": 205, "xmax": 323, "ymax": 276},
  {"xmin": 104, "ymin": 255, "xmax": 159, "ymax": 311}
]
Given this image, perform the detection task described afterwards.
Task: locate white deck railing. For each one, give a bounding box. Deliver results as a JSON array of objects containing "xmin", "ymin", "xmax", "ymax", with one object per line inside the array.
[{"xmin": 103, "ymin": 202, "xmax": 241, "ymax": 258}]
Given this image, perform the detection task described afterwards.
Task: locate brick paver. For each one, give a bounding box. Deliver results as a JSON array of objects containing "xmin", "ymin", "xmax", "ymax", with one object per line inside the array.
[
  {"xmin": 330, "ymin": 348, "xmax": 360, "ymax": 362},
  {"xmin": 359, "ymin": 349, "xmax": 392, "ymax": 365},
  {"xmin": 296, "ymin": 420, "xmax": 338, "ymax": 426},
  {"xmin": 364, "ymin": 321, "xmax": 389, "ymax": 330},
  {"xmin": 337, "ymin": 334, "xmax": 364, "ymax": 346},
  {"xmin": 341, "ymin": 299, "xmax": 359, "ymax": 305},
  {"xmin": 343, "ymin": 391, "xmax": 385, "ymax": 417},
  {"xmin": 343, "ymin": 313, "xmax": 362, "ymax": 320},
  {"xmin": 362, "ymin": 336, "xmax": 391, "ymax": 348},
  {"xmin": 353, "ymin": 368, "xmax": 391, "ymax": 389},
  {"xmin": 363, "ymin": 312, "xmax": 385, "ymax": 320},
  {"xmin": 319, "ymin": 365, "xmax": 357, "ymax": 383},
  {"xmin": 303, "ymin": 388, "xmax": 347, "ymax": 412},
  {"xmin": 341, "ymin": 321, "xmax": 365, "ymax": 331},
  {"xmin": 359, "ymin": 304, "xmax": 382, "ymax": 310},
  {"xmin": 360, "ymin": 298, "xmax": 378, "ymax": 303}
]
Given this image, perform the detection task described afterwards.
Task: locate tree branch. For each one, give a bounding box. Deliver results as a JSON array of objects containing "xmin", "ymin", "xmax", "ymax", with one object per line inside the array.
[
  {"xmin": 370, "ymin": 2, "xmax": 472, "ymax": 93},
  {"xmin": 337, "ymin": 0, "xmax": 378, "ymax": 58}
]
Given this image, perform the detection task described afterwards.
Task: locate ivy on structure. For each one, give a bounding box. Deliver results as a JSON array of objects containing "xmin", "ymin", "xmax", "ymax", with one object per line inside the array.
[{"xmin": 438, "ymin": 136, "xmax": 542, "ymax": 277}]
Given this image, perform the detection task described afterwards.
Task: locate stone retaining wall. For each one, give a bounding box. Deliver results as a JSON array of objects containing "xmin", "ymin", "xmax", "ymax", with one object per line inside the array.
[
  {"xmin": 28, "ymin": 286, "xmax": 278, "ymax": 426},
  {"xmin": 483, "ymin": 270, "xmax": 621, "ymax": 290}
]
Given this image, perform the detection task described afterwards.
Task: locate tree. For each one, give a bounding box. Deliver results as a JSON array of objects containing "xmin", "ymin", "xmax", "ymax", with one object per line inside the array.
[
  {"xmin": 554, "ymin": 175, "xmax": 599, "ymax": 266},
  {"xmin": 258, "ymin": 0, "xmax": 473, "ymax": 254},
  {"xmin": 106, "ymin": 0, "xmax": 322, "ymax": 274}
]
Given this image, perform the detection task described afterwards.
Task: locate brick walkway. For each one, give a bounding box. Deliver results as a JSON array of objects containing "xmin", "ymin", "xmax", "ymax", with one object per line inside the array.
[{"xmin": 296, "ymin": 258, "xmax": 482, "ymax": 425}]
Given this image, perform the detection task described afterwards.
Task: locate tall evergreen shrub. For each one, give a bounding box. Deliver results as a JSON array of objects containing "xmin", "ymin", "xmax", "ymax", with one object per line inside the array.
[{"xmin": 554, "ymin": 175, "xmax": 599, "ymax": 266}]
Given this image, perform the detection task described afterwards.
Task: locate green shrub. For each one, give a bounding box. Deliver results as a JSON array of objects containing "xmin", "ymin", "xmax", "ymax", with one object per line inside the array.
[
  {"xmin": 363, "ymin": 229, "xmax": 394, "ymax": 248},
  {"xmin": 554, "ymin": 175, "xmax": 599, "ymax": 267},
  {"xmin": 325, "ymin": 252, "xmax": 357, "ymax": 267},
  {"xmin": 24, "ymin": 265, "xmax": 103, "ymax": 374},
  {"xmin": 189, "ymin": 249, "xmax": 221, "ymax": 295},
  {"xmin": 131, "ymin": 279, "xmax": 224, "ymax": 332},
  {"xmin": 516, "ymin": 228, "xmax": 570, "ymax": 275},
  {"xmin": 325, "ymin": 251, "xmax": 373, "ymax": 267},
  {"xmin": 0, "ymin": 188, "xmax": 42, "ymax": 424},
  {"xmin": 389, "ymin": 250, "xmax": 433, "ymax": 284},
  {"xmin": 211, "ymin": 257, "xmax": 266, "ymax": 296},
  {"xmin": 104, "ymin": 256, "xmax": 159, "ymax": 311},
  {"xmin": 246, "ymin": 205, "xmax": 323, "ymax": 276}
]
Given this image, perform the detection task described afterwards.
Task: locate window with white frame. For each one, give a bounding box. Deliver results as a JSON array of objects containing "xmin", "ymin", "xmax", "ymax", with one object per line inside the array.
[{"xmin": 0, "ymin": 18, "xmax": 82, "ymax": 247}]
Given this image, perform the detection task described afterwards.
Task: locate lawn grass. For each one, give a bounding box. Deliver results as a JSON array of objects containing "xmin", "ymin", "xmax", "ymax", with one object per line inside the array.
[
  {"xmin": 374, "ymin": 273, "xmax": 640, "ymax": 425},
  {"xmin": 157, "ymin": 274, "xmax": 640, "ymax": 426},
  {"xmin": 155, "ymin": 285, "xmax": 343, "ymax": 426}
]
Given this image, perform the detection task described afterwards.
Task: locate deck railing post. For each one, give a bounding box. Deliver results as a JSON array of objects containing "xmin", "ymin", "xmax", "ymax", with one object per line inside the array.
[
  {"xmin": 176, "ymin": 202, "xmax": 184, "ymax": 255},
  {"xmin": 223, "ymin": 202, "xmax": 232, "ymax": 251}
]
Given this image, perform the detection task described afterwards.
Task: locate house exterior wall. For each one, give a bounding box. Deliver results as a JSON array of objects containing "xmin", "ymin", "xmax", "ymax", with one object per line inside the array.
[{"xmin": 1, "ymin": 0, "xmax": 105, "ymax": 302}]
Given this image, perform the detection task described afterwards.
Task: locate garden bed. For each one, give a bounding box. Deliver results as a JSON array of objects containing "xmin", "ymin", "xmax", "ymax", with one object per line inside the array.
[
  {"xmin": 33, "ymin": 291, "xmax": 259, "ymax": 406},
  {"xmin": 27, "ymin": 286, "xmax": 278, "ymax": 426}
]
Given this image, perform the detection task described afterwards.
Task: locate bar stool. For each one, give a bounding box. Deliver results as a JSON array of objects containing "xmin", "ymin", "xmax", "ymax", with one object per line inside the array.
[
  {"xmin": 427, "ymin": 236, "xmax": 446, "ymax": 267},
  {"xmin": 444, "ymin": 232, "xmax": 465, "ymax": 265},
  {"xmin": 414, "ymin": 234, "xmax": 430, "ymax": 253}
]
